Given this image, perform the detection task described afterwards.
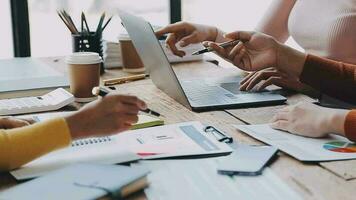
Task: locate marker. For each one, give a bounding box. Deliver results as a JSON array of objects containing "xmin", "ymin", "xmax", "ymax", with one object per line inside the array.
[
  {"xmin": 192, "ymin": 40, "xmax": 241, "ymax": 55},
  {"xmin": 92, "ymin": 86, "xmax": 161, "ymax": 117}
]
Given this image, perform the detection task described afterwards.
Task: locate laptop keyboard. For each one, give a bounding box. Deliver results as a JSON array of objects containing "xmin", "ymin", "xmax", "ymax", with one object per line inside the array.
[{"xmin": 181, "ymin": 82, "xmax": 239, "ymax": 105}]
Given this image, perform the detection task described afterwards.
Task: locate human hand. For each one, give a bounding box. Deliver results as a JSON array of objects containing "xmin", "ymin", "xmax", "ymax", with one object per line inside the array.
[
  {"xmin": 207, "ymin": 31, "xmax": 279, "ymax": 71},
  {"xmin": 65, "ymin": 95, "xmax": 147, "ymax": 139},
  {"xmin": 0, "ymin": 117, "xmax": 35, "ymax": 129},
  {"xmin": 207, "ymin": 31, "xmax": 307, "ymax": 77},
  {"xmin": 270, "ymin": 102, "xmax": 349, "ymax": 138},
  {"xmin": 239, "ymin": 68, "xmax": 306, "ymax": 91},
  {"xmin": 156, "ymin": 22, "xmax": 219, "ymax": 57}
]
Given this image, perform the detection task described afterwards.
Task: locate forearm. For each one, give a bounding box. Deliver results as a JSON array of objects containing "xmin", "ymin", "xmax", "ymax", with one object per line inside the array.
[
  {"xmin": 0, "ymin": 118, "xmax": 71, "ymax": 171},
  {"xmin": 300, "ymin": 55, "xmax": 356, "ymax": 104},
  {"xmin": 326, "ymin": 110, "xmax": 356, "ymax": 142},
  {"xmin": 256, "ymin": 0, "xmax": 296, "ymax": 43}
]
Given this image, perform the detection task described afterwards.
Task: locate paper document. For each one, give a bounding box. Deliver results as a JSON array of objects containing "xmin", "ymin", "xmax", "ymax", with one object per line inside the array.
[
  {"xmin": 113, "ymin": 121, "xmax": 233, "ymax": 159},
  {"xmin": 160, "ymin": 41, "xmax": 204, "ymax": 63},
  {"xmin": 132, "ymin": 159, "xmax": 302, "ymax": 200},
  {"xmin": 236, "ymin": 124, "xmax": 356, "ymax": 162}
]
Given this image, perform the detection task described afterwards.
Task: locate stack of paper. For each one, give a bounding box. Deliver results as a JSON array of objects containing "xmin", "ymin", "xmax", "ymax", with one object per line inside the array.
[
  {"xmin": 102, "ymin": 39, "xmax": 205, "ymax": 69},
  {"xmin": 103, "ymin": 40, "xmax": 123, "ymax": 68}
]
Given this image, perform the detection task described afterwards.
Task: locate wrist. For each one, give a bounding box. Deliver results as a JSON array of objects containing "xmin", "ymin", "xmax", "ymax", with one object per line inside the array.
[
  {"xmin": 324, "ymin": 108, "xmax": 348, "ymax": 136},
  {"xmin": 213, "ymin": 28, "xmax": 227, "ymax": 43},
  {"xmin": 64, "ymin": 113, "xmax": 85, "ymax": 140},
  {"xmin": 276, "ymin": 43, "xmax": 307, "ymax": 77}
]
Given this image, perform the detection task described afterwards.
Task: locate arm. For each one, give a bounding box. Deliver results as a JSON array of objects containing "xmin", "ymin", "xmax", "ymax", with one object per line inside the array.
[
  {"xmin": 256, "ymin": 0, "xmax": 296, "ymax": 43},
  {"xmin": 0, "ymin": 95, "xmax": 147, "ymax": 171},
  {"xmin": 0, "ymin": 118, "xmax": 71, "ymax": 171},
  {"xmin": 345, "ymin": 111, "xmax": 356, "ymax": 142},
  {"xmin": 300, "ymin": 55, "xmax": 356, "ymax": 104}
]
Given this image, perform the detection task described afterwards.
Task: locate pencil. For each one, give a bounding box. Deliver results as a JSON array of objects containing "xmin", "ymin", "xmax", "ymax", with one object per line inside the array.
[
  {"xmin": 57, "ymin": 11, "xmax": 76, "ymax": 34},
  {"xmin": 96, "ymin": 12, "xmax": 106, "ymax": 34},
  {"xmin": 82, "ymin": 12, "xmax": 91, "ymax": 33},
  {"xmin": 103, "ymin": 74, "xmax": 148, "ymax": 86},
  {"xmin": 192, "ymin": 40, "xmax": 241, "ymax": 55},
  {"xmin": 102, "ymin": 16, "xmax": 113, "ymax": 31}
]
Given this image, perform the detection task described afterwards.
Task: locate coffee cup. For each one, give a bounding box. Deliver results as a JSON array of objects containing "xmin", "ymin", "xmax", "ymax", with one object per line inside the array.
[
  {"xmin": 65, "ymin": 52, "xmax": 102, "ymax": 102},
  {"xmin": 118, "ymin": 34, "xmax": 145, "ymax": 73}
]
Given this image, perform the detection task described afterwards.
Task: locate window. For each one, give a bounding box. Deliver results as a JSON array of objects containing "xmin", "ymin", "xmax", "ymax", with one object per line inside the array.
[
  {"xmin": 181, "ymin": 0, "xmax": 302, "ymax": 66},
  {"xmin": 28, "ymin": 0, "xmax": 169, "ymax": 57},
  {"xmin": 0, "ymin": 0, "xmax": 14, "ymax": 59}
]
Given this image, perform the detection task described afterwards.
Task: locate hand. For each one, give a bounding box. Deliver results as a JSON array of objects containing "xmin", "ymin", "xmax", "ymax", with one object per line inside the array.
[
  {"xmin": 270, "ymin": 102, "xmax": 349, "ymax": 138},
  {"xmin": 239, "ymin": 68, "xmax": 306, "ymax": 91},
  {"xmin": 156, "ymin": 22, "xmax": 219, "ymax": 57},
  {"xmin": 207, "ymin": 31, "xmax": 279, "ymax": 71},
  {"xmin": 0, "ymin": 117, "xmax": 35, "ymax": 129},
  {"xmin": 207, "ymin": 31, "xmax": 307, "ymax": 77},
  {"xmin": 65, "ymin": 95, "xmax": 147, "ymax": 139}
]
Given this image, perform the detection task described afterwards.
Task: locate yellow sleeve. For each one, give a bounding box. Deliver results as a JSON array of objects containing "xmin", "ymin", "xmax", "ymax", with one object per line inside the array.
[{"xmin": 0, "ymin": 118, "xmax": 72, "ymax": 171}]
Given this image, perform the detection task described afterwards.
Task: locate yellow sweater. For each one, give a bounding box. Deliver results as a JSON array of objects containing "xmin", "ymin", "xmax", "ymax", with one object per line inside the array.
[{"xmin": 0, "ymin": 118, "xmax": 71, "ymax": 171}]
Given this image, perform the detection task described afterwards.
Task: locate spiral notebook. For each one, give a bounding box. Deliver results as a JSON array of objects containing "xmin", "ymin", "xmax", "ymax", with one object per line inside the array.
[{"xmin": 10, "ymin": 136, "xmax": 140, "ymax": 180}]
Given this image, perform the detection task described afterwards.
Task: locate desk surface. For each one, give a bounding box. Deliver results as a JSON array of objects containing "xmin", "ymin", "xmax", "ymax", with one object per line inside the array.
[{"xmin": 1, "ymin": 58, "xmax": 355, "ymax": 200}]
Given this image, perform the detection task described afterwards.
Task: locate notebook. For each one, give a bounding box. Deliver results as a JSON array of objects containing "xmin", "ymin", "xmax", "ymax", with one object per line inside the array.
[
  {"xmin": 0, "ymin": 58, "xmax": 69, "ymax": 99},
  {"xmin": 25, "ymin": 111, "xmax": 164, "ymax": 130},
  {"xmin": 1, "ymin": 164, "xmax": 150, "ymax": 200},
  {"xmin": 10, "ymin": 136, "xmax": 140, "ymax": 180}
]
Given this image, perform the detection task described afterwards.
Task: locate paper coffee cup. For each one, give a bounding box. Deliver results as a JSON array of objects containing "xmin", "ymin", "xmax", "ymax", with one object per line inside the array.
[
  {"xmin": 65, "ymin": 52, "xmax": 102, "ymax": 103},
  {"xmin": 118, "ymin": 33, "xmax": 145, "ymax": 73}
]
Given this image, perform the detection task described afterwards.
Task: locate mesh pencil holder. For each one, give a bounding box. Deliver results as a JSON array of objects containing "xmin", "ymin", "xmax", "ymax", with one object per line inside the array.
[{"xmin": 72, "ymin": 32, "xmax": 105, "ymax": 74}]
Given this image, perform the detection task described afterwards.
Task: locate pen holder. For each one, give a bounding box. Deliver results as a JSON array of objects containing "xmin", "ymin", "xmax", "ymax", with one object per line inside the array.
[{"xmin": 72, "ymin": 32, "xmax": 105, "ymax": 75}]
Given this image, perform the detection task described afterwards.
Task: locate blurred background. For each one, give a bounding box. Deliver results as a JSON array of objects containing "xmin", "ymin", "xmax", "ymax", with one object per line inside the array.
[{"xmin": 0, "ymin": 0, "xmax": 300, "ymax": 59}]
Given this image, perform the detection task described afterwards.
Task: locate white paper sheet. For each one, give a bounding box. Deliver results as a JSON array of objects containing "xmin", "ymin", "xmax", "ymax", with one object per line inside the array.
[
  {"xmin": 132, "ymin": 159, "xmax": 302, "ymax": 200},
  {"xmin": 236, "ymin": 124, "xmax": 356, "ymax": 162}
]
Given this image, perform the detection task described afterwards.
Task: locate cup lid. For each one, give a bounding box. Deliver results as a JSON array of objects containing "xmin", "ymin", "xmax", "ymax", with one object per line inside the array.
[
  {"xmin": 118, "ymin": 33, "xmax": 131, "ymax": 41},
  {"xmin": 65, "ymin": 52, "xmax": 103, "ymax": 65}
]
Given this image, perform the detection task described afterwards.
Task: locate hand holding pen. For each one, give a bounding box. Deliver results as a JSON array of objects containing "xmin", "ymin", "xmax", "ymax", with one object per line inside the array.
[{"xmin": 92, "ymin": 87, "xmax": 161, "ymax": 117}]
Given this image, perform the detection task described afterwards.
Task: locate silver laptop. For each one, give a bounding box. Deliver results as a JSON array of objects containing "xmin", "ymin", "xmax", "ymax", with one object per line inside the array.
[{"xmin": 119, "ymin": 11, "xmax": 287, "ymax": 111}]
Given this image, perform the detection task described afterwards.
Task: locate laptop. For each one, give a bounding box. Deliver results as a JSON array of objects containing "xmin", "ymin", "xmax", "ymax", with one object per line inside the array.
[{"xmin": 119, "ymin": 11, "xmax": 287, "ymax": 111}]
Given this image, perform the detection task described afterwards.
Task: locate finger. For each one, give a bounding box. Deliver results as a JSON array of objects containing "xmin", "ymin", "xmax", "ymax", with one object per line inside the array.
[
  {"xmin": 233, "ymin": 48, "xmax": 248, "ymax": 68},
  {"xmin": 228, "ymin": 42, "xmax": 244, "ymax": 60},
  {"xmin": 239, "ymin": 72, "xmax": 259, "ymax": 91},
  {"xmin": 245, "ymin": 71, "xmax": 280, "ymax": 91},
  {"xmin": 155, "ymin": 23, "xmax": 182, "ymax": 36},
  {"xmin": 121, "ymin": 104, "xmax": 140, "ymax": 115},
  {"xmin": 209, "ymin": 42, "xmax": 228, "ymax": 59},
  {"xmin": 0, "ymin": 117, "xmax": 30, "ymax": 129},
  {"xmin": 271, "ymin": 112, "xmax": 290, "ymax": 122},
  {"xmin": 18, "ymin": 118, "xmax": 36, "ymax": 124},
  {"xmin": 202, "ymin": 41, "xmax": 209, "ymax": 47},
  {"xmin": 114, "ymin": 95, "xmax": 140, "ymax": 105},
  {"xmin": 166, "ymin": 34, "xmax": 185, "ymax": 57},
  {"xmin": 270, "ymin": 120, "xmax": 290, "ymax": 132},
  {"xmin": 256, "ymin": 76, "xmax": 281, "ymax": 91},
  {"xmin": 224, "ymin": 31, "xmax": 254, "ymax": 42},
  {"xmin": 179, "ymin": 32, "xmax": 198, "ymax": 47},
  {"xmin": 121, "ymin": 114, "xmax": 139, "ymax": 124},
  {"xmin": 239, "ymin": 72, "xmax": 255, "ymax": 85}
]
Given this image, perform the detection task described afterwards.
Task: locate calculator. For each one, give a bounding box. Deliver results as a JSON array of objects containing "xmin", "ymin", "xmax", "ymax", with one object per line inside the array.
[{"xmin": 0, "ymin": 88, "xmax": 74, "ymax": 116}]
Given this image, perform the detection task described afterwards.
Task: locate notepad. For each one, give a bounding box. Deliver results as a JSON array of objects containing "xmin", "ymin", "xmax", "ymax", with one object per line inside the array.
[{"xmin": 2, "ymin": 164, "xmax": 150, "ymax": 200}]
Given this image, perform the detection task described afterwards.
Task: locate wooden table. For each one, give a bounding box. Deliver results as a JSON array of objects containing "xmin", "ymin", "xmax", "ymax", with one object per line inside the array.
[{"xmin": 1, "ymin": 58, "xmax": 355, "ymax": 200}]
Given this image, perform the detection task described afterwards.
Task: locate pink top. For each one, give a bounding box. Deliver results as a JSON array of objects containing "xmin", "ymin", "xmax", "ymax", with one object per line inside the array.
[{"xmin": 257, "ymin": 0, "xmax": 356, "ymax": 64}]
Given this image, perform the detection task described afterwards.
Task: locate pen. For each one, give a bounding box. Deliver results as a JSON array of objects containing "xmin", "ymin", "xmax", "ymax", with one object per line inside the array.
[
  {"xmin": 92, "ymin": 86, "xmax": 161, "ymax": 117},
  {"xmin": 192, "ymin": 40, "xmax": 241, "ymax": 55},
  {"xmin": 103, "ymin": 74, "xmax": 149, "ymax": 86}
]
